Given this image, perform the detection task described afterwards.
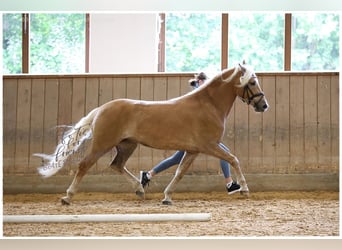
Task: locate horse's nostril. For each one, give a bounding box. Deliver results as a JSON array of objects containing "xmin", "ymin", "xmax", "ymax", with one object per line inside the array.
[{"xmin": 263, "ymin": 104, "xmax": 268, "ymax": 109}]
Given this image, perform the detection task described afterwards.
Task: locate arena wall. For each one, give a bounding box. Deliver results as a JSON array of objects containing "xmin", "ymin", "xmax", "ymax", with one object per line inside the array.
[{"xmin": 2, "ymin": 72, "xmax": 339, "ymax": 193}]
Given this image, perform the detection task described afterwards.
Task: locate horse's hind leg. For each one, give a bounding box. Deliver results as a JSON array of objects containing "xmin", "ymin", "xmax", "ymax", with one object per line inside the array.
[
  {"xmin": 61, "ymin": 151, "xmax": 104, "ymax": 205},
  {"xmin": 109, "ymin": 140, "xmax": 144, "ymax": 198},
  {"xmin": 162, "ymin": 151, "xmax": 198, "ymax": 205}
]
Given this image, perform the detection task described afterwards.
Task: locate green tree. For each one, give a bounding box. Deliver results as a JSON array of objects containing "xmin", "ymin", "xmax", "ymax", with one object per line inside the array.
[
  {"xmin": 3, "ymin": 14, "xmax": 22, "ymax": 74},
  {"xmin": 228, "ymin": 13, "xmax": 284, "ymax": 71},
  {"xmin": 2, "ymin": 13, "xmax": 85, "ymax": 74},
  {"xmin": 30, "ymin": 14, "xmax": 85, "ymax": 73},
  {"xmin": 165, "ymin": 13, "xmax": 339, "ymax": 72},
  {"xmin": 292, "ymin": 13, "xmax": 339, "ymax": 71},
  {"xmin": 165, "ymin": 13, "xmax": 221, "ymax": 72}
]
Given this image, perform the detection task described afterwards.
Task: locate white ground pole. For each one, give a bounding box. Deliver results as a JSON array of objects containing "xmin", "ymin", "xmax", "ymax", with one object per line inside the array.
[{"xmin": 3, "ymin": 213, "xmax": 211, "ymax": 223}]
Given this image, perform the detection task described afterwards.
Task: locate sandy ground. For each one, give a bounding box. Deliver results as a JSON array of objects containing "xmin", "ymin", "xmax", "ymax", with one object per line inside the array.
[{"xmin": 2, "ymin": 191, "xmax": 339, "ymax": 237}]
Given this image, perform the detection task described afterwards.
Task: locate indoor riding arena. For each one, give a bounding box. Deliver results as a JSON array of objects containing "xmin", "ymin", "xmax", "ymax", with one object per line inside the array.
[
  {"xmin": 2, "ymin": 13, "xmax": 339, "ymax": 237},
  {"xmin": 3, "ymin": 72, "xmax": 339, "ymax": 237}
]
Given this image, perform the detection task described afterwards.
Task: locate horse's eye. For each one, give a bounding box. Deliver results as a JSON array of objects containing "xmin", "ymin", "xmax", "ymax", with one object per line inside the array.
[{"xmin": 250, "ymin": 80, "xmax": 256, "ymax": 86}]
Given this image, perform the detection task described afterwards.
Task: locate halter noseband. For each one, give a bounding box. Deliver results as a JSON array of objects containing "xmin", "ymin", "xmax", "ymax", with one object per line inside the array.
[{"xmin": 240, "ymin": 83, "xmax": 265, "ymax": 105}]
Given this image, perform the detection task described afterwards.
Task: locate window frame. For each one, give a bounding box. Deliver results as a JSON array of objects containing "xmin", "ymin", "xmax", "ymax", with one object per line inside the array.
[
  {"xmin": 4, "ymin": 12, "xmax": 338, "ymax": 74},
  {"xmin": 19, "ymin": 13, "xmax": 89, "ymax": 74}
]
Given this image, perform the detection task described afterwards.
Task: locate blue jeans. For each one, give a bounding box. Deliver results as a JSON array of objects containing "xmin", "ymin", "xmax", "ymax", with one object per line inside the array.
[{"xmin": 152, "ymin": 144, "xmax": 231, "ymax": 178}]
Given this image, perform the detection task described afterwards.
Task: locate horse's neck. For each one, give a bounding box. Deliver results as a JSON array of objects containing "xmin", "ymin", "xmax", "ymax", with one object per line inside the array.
[
  {"xmin": 219, "ymin": 84, "xmax": 237, "ymax": 118},
  {"xmin": 206, "ymin": 72, "xmax": 240, "ymax": 119}
]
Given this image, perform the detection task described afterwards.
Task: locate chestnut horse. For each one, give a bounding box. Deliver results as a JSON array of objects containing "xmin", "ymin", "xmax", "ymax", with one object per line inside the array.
[{"xmin": 34, "ymin": 61, "xmax": 268, "ymax": 205}]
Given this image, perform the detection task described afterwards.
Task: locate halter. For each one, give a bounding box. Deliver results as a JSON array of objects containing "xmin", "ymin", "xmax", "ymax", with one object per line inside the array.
[
  {"xmin": 220, "ymin": 64, "xmax": 265, "ymax": 106},
  {"xmin": 240, "ymin": 83, "xmax": 265, "ymax": 105},
  {"xmin": 238, "ymin": 65, "xmax": 265, "ymax": 106}
]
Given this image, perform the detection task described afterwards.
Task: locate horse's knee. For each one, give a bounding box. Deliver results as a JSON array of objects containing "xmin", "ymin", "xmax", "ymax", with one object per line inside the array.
[{"xmin": 229, "ymin": 156, "xmax": 240, "ymax": 168}]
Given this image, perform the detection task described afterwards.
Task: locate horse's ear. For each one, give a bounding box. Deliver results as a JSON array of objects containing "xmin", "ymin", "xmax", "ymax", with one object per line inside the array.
[
  {"xmin": 239, "ymin": 63, "xmax": 246, "ymax": 74},
  {"xmin": 242, "ymin": 59, "xmax": 246, "ymax": 65}
]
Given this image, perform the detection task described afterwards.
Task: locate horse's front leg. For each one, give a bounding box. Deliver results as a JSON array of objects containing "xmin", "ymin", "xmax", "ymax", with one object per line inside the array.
[
  {"xmin": 208, "ymin": 143, "xmax": 249, "ymax": 195},
  {"xmin": 162, "ymin": 151, "xmax": 198, "ymax": 205}
]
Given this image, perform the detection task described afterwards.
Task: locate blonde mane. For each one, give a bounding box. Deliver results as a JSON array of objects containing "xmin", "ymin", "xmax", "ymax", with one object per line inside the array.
[
  {"xmin": 238, "ymin": 64, "xmax": 255, "ymax": 88},
  {"xmin": 220, "ymin": 64, "xmax": 256, "ymax": 88}
]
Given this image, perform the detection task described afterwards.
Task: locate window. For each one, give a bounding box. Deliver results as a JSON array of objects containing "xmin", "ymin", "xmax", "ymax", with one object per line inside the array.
[
  {"xmin": 228, "ymin": 13, "xmax": 285, "ymax": 71},
  {"xmin": 165, "ymin": 13, "xmax": 221, "ymax": 72},
  {"xmin": 3, "ymin": 13, "xmax": 340, "ymax": 74},
  {"xmin": 292, "ymin": 13, "xmax": 339, "ymax": 71},
  {"xmin": 30, "ymin": 13, "xmax": 86, "ymax": 74},
  {"xmin": 3, "ymin": 13, "xmax": 22, "ymax": 74},
  {"xmin": 2, "ymin": 13, "xmax": 86, "ymax": 74}
]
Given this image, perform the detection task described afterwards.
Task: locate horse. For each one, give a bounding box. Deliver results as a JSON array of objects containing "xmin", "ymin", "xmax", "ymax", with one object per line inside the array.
[{"xmin": 34, "ymin": 61, "xmax": 268, "ymax": 205}]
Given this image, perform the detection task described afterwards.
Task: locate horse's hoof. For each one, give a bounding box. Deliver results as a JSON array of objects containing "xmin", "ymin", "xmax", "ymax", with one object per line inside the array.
[
  {"xmin": 240, "ymin": 190, "xmax": 250, "ymax": 197},
  {"xmin": 135, "ymin": 190, "xmax": 145, "ymax": 199},
  {"xmin": 162, "ymin": 199, "xmax": 173, "ymax": 205},
  {"xmin": 61, "ymin": 197, "xmax": 71, "ymax": 205}
]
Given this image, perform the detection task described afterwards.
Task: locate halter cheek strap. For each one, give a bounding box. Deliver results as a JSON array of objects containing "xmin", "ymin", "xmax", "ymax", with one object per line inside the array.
[{"xmin": 240, "ymin": 84, "xmax": 265, "ymax": 105}]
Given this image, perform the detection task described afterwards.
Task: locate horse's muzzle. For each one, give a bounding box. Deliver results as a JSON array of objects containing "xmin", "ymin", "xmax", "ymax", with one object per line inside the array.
[{"xmin": 254, "ymin": 99, "xmax": 269, "ymax": 112}]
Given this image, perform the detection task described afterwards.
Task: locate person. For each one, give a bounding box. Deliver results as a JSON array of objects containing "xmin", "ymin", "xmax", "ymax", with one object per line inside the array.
[{"xmin": 140, "ymin": 72, "xmax": 241, "ymax": 195}]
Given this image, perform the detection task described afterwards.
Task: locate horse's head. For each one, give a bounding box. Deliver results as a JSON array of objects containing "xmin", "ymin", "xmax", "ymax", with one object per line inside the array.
[{"xmin": 235, "ymin": 62, "xmax": 269, "ymax": 112}]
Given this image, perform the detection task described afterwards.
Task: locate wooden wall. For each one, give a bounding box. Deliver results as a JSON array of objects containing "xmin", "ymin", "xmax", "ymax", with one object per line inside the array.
[{"xmin": 3, "ymin": 72, "xmax": 339, "ymax": 179}]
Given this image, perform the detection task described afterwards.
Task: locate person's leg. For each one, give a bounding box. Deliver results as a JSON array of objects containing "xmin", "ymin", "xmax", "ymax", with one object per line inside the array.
[
  {"xmin": 218, "ymin": 143, "xmax": 241, "ymax": 195},
  {"xmin": 140, "ymin": 151, "xmax": 185, "ymax": 187},
  {"xmin": 220, "ymin": 159, "xmax": 241, "ymax": 194},
  {"xmin": 151, "ymin": 151, "xmax": 185, "ymax": 176}
]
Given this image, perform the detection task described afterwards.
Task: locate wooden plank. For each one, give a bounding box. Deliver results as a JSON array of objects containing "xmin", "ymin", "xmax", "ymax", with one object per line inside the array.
[
  {"xmin": 113, "ymin": 77, "xmax": 127, "ymax": 99},
  {"xmin": 180, "ymin": 76, "xmax": 191, "ymax": 96},
  {"xmin": 303, "ymin": 76, "xmax": 318, "ymax": 170},
  {"xmin": 14, "ymin": 79, "xmax": 32, "ymax": 173},
  {"xmin": 58, "ymin": 78, "xmax": 73, "ymax": 126},
  {"xmin": 85, "ymin": 78, "xmax": 99, "ymax": 113},
  {"xmin": 126, "ymin": 77, "xmax": 140, "ymax": 100},
  {"xmin": 3, "ymin": 79, "xmax": 18, "ymax": 174},
  {"xmin": 167, "ymin": 76, "xmax": 181, "ymax": 99},
  {"xmin": 317, "ymin": 75, "xmax": 331, "ymax": 170},
  {"xmin": 330, "ymin": 75, "xmax": 339, "ymax": 170},
  {"xmin": 141, "ymin": 77, "xmax": 154, "ymax": 101},
  {"xmin": 72, "ymin": 78, "xmax": 86, "ymax": 123},
  {"xmin": 261, "ymin": 76, "xmax": 276, "ymax": 173},
  {"xmin": 29, "ymin": 79, "xmax": 45, "ymax": 171},
  {"xmin": 43, "ymin": 79, "xmax": 59, "ymax": 162},
  {"xmin": 275, "ymin": 76, "xmax": 290, "ymax": 173},
  {"xmin": 99, "ymin": 78, "xmax": 113, "ymax": 105},
  {"xmin": 289, "ymin": 75, "xmax": 304, "ymax": 172}
]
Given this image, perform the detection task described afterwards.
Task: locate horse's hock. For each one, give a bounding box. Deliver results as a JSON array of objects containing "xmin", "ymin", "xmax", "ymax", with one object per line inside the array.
[{"xmin": 2, "ymin": 72, "xmax": 339, "ymax": 194}]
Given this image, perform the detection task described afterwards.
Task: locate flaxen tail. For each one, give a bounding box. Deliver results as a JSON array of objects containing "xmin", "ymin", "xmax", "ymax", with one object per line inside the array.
[{"xmin": 34, "ymin": 107, "xmax": 99, "ymax": 178}]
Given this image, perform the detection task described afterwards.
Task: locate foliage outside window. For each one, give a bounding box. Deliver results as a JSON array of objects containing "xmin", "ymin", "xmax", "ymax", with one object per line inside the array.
[
  {"xmin": 3, "ymin": 14, "xmax": 22, "ymax": 74},
  {"xmin": 291, "ymin": 13, "xmax": 339, "ymax": 71},
  {"xmin": 2, "ymin": 13, "xmax": 340, "ymax": 74},
  {"xmin": 228, "ymin": 13, "xmax": 284, "ymax": 71},
  {"xmin": 30, "ymin": 14, "xmax": 85, "ymax": 74},
  {"xmin": 2, "ymin": 13, "xmax": 85, "ymax": 74},
  {"xmin": 165, "ymin": 13, "xmax": 221, "ymax": 72}
]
